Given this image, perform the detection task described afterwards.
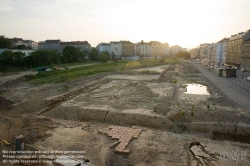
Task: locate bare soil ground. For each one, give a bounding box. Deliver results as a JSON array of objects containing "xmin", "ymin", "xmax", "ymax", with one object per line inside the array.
[{"xmin": 1, "ymin": 62, "xmax": 250, "ymax": 166}]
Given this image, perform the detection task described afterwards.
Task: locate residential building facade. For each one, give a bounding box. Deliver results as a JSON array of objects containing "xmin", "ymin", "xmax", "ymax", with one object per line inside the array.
[
  {"xmin": 97, "ymin": 43, "xmax": 111, "ymax": 55},
  {"xmin": 134, "ymin": 40, "xmax": 169, "ymax": 57},
  {"xmin": 39, "ymin": 40, "xmax": 61, "ymax": 51},
  {"xmin": 241, "ymin": 29, "xmax": 250, "ymax": 70},
  {"xmin": 134, "ymin": 41, "xmax": 152, "ymax": 57},
  {"xmin": 10, "ymin": 38, "xmax": 38, "ymax": 50},
  {"xmin": 222, "ymin": 39, "xmax": 228, "ymax": 64},
  {"xmin": 170, "ymin": 45, "xmax": 182, "ymax": 56},
  {"xmin": 59, "ymin": 41, "xmax": 91, "ymax": 53},
  {"xmin": 121, "ymin": 41, "xmax": 134, "ymax": 56},
  {"xmin": 39, "ymin": 40, "xmax": 91, "ymax": 53},
  {"xmin": 226, "ymin": 32, "xmax": 245, "ymax": 68},
  {"xmin": 199, "ymin": 45, "xmax": 207, "ymax": 59},
  {"xmin": 111, "ymin": 42, "xmax": 122, "ymax": 58},
  {"xmin": 211, "ymin": 44, "xmax": 217, "ymax": 63},
  {"xmin": 189, "ymin": 48, "xmax": 198, "ymax": 58},
  {"xmin": 215, "ymin": 38, "xmax": 228, "ymax": 65}
]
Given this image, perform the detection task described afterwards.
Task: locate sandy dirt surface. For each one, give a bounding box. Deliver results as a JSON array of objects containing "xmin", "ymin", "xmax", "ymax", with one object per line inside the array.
[
  {"xmin": 0, "ymin": 71, "xmax": 37, "ymax": 85},
  {"xmin": 1, "ymin": 62, "xmax": 250, "ymax": 166},
  {"xmin": 34, "ymin": 118, "xmax": 250, "ymax": 166}
]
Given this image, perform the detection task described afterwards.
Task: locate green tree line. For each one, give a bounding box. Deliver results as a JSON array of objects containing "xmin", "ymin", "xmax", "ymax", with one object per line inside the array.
[
  {"xmin": 0, "ymin": 43, "xmax": 116, "ymax": 70},
  {"xmin": 0, "ymin": 46, "xmax": 90, "ymax": 70}
]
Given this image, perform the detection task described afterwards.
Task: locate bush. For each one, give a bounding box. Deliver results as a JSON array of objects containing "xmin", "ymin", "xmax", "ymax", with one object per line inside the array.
[
  {"xmin": 173, "ymin": 78, "xmax": 178, "ymax": 84},
  {"xmin": 181, "ymin": 110, "xmax": 185, "ymax": 116},
  {"xmin": 100, "ymin": 53, "xmax": 109, "ymax": 62}
]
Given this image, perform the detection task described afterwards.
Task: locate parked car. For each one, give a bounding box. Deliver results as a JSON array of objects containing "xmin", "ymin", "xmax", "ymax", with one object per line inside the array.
[
  {"xmin": 247, "ymin": 77, "xmax": 250, "ymax": 82},
  {"xmin": 241, "ymin": 69, "xmax": 247, "ymax": 72}
]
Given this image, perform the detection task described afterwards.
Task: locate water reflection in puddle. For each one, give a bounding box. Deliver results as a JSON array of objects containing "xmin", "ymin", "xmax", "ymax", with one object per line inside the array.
[{"xmin": 184, "ymin": 84, "xmax": 210, "ymax": 95}]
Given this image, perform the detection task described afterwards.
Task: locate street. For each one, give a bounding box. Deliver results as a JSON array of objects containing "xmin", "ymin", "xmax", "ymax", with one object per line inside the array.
[{"xmin": 191, "ymin": 62, "xmax": 250, "ymax": 111}]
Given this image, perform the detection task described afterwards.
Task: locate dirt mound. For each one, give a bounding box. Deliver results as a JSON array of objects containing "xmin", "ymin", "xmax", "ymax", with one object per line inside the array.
[
  {"xmin": 182, "ymin": 64, "xmax": 201, "ymax": 73},
  {"xmin": 157, "ymin": 72, "xmax": 173, "ymax": 82}
]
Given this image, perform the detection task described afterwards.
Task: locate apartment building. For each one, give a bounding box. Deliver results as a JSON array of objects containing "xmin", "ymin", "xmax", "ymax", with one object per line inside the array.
[
  {"xmin": 59, "ymin": 41, "xmax": 91, "ymax": 52},
  {"xmin": 10, "ymin": 38, "xmax": 38, "ymax": 50},
  {"xmin": 162, "ymin": 43, "xmax": 170, "ymax": 55},
  {"xmin": 241, "ymin": 29, "xmax": 250, "ymax": 70},
  {"xmin": 39, "ymin": 40, "xmax": 91, "ymax": 53},
  {"xmin": 216, "ymin": 38, "xmax": 228, "ymax": 65},
  {"xmin": 97, "ymin": 43, "xmax": 111, "ymax": 55},
  {"xmin": 211, "ymin": 44, "xmax": 217, "ymax": 62},
  {"xmin": 134, "ymin": 41, "xmax": 152, "ymax": 56},
  {"xmin": 226, "ymin": 32, "xmax": 245, "ymax": 68},
  {"xmin": 110, "ymin": 42, "xmax": 122, "ymax": 58},
  {"xmin": 121, "ymin": 41, "xmax": 134, "ymax": 56},
  {"xmin": 189, "ymin": 48, "xmax": 198, "ymax": 58},
  {"xmin": 197, "ymin": 45, "xmax": 205, "ymax": 59},
  {"xmin": 134, "ymin": 40, "xmax": 169, "ymax": 57},
  {"xmin": 170, "ymin": 45, "xmax": 182, "ymax": 56},
  {"xmin": 39, "ymin": 39, "xmax": 61, "ymax": 51}
]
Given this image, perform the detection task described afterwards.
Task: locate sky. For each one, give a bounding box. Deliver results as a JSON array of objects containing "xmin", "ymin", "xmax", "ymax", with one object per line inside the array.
[{"xmin": 1, "ymin": 0, "xmax": 250, "ymax": 49}]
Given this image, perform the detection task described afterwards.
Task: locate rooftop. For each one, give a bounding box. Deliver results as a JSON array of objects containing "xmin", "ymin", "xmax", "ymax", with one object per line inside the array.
[
  {"xmin": 45, "ymin": 39, "xmax": 61, "ymax": 44},
  {"xmin": 60, "ymin": 41, "xmax": 90, "ymax": 45}
]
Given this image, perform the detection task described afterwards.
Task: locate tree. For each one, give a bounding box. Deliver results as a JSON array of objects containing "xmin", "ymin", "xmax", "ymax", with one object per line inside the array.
[
  {"xmin": 63, "ymin": 46, "xmax": 76, "ymax": 63},
  {"xmin": 100, "ymin": 52, "xmax": 109, "ymax": 62},
  {"xmin": 0, "ymin": 36, "xmax": 12, "ymax": 48},
  {"xmin": 13, "ymin": 51, "xmax": 25, "ymax": 67},
  {"xmin": 139, "ymin": 54, "xmax": 144, "ymax": 59},
  {"xmin": 111, "ymin": 52, "xmax": 116, "ymax": 60},
  {"xmin": 62, "ymin": 46, "xmax": 87, "ymax": 63},
  {"xmin": 75, "ymin": 47, "xmax": 86, "ymax": 62},
  {"xmin": 22, "ymin": 50, "xmax": 62, "ymax": 67},
  {"xmin": 50, "ymin": 50, "xmax": 62, "ymax": 64},
  {"xmin": 0, "ymin": 50, "xmax": 14, "ymax": 65},
  {"xmin": 175, "ymin": 51, "xmax": 191, "ymax": 59},
  {"xmin": 104, "ymin": 51, "xmax": 110, "ymax": 60},
  {"xmin": 89, "ymin": 48, "xmax": 99, "ymax": 61},
  {"xmin": 16, "ymin": 44, "xmax": 27, "ymax": 49}
]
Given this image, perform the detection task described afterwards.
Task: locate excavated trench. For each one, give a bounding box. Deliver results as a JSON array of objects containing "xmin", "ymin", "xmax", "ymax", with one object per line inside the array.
[
  {"xmin": 185, "ymin": 122, "xmax": 250, "ymax": 144},
  {"xmin": 41, "ymin": 72, "xmax": 250, "ymax": 144}
]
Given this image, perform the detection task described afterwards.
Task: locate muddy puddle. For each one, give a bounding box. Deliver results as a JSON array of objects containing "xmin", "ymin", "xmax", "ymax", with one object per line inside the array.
[{"xmin": 184, "ymin": 83, "xmax": 210, "ymax": 95}]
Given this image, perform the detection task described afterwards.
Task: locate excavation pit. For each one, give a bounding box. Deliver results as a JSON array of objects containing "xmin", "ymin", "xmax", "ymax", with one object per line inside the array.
[{"xmin": 42, "ymin": 78, "xmax": 176, "ymax": 129}]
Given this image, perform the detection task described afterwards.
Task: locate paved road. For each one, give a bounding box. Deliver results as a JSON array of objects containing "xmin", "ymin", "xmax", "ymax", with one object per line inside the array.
[{"xmin": 190, "ymin": 62, "xmax": 250, "ymax": 111}]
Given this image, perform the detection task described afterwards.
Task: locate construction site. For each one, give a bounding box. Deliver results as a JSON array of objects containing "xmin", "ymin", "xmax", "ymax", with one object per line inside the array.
[{"xmin": 1, "ymin": 60, "xmax": 250, "ymax": 166}]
